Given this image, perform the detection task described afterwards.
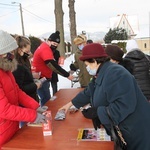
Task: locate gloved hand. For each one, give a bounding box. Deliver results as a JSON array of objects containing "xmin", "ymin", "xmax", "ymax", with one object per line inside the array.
[
  {"xmin": 81, "ymin": 107, "xmax": 98, "ymax": 119},
  {"xmin": 70, "ymin": 64, "xmax": 77, "ymax": 71},
  {"xmin": 36, "ymin": 106, "xmax": 48, "ymax": 113},
  {"xmin": 92, "ymin": 117, "xmax": 101, "ymax": 130},
  {"xmin": 82, "ymin": 107, "xmax": 101, "ymax": 130},
  {"xmin": 33, "ymin": 113, "xmax": 47, "ymax": 124}
]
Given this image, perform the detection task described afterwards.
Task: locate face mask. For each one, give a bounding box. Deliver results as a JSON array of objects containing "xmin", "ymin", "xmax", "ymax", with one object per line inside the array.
[
  {"xmin": 5, "ymin": 53, "xmax": 14, "ymax": 62},
  {"xmin": 86, "ymin": 65, "xmax": 97, "ymax": 76},
  {"xmin": 50, "ymin": 45, "xmax": 57, "ymax": 51},
  {"xmin": 78, "ymin": 44, "xmax": 84, "ymax": 50},
  {"xmin": 22, "ymin": 52, "xmax": 29, "ymax": 59}
]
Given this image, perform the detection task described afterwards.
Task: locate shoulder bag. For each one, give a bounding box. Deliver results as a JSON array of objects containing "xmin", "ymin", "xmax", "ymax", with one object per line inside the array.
[{"xmin": 106, "ymin": 107, "xmax": 127, "ymax": 150}]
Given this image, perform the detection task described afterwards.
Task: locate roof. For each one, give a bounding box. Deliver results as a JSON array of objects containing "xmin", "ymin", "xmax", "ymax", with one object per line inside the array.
[{"xmin": 109, "ymin": 14, "xmax": 139, "ymax": 35}]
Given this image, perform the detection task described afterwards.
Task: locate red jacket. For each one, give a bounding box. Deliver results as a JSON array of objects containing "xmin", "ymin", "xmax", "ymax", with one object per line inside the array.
[
  {"xmin": 32, "ymin": 42, "xmax": 54, "ymax": 78},
  {"xmin": 0, "ymin": 70, "xmax": 39, "ymax": 146}
]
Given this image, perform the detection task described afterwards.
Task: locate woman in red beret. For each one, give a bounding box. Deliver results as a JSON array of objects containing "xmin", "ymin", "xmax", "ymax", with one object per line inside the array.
[{"xmin": 59, "ymin": 43, "xmax": 150, "ymax": 150}]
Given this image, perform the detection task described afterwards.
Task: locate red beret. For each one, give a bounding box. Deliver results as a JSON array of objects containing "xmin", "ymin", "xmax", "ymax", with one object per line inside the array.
[{"xmin": 79, "ymin": 43, "xmax": 108, "ymax": 61}]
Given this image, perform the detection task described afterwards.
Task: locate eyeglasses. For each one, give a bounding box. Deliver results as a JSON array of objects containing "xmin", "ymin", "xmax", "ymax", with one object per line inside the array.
[
  {"xmin": 0, "ymin": 51, "xmax": 14, "ymax": 58},
  {"xmin": 0, "ymin": 52, "xmax": 14, "ymax": 61}
]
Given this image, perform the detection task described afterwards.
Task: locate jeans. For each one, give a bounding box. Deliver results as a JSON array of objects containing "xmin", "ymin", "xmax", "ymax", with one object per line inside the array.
[
  {"xmin": 37, "ymin": 80, "xmax": 51, "ymax": 106},
  {"xmin": 19, "ymin": 121, "xmax": 26, "ymax": 128}
]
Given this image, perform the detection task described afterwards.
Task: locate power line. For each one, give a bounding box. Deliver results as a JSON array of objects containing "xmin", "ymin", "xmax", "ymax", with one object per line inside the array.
[
  {"xmin": 0, "ymin": 3, "xmax": 13, "ymax": 6},
  {"xmin": 22, "ymin": 1, "xmax": 44, "ymax": 8},
  {"xmin": 0, "ymin": 9, "xmax": 19, "ymax": 18},
  {"xmin": 0, "ymin": 3, "xmax": 19, "ymax": 18},
  {"xmin": 0, "ymin": 2, "xmax": 54, "ymax": 24},
  {"xmin": 23, "ymin": 8, "xmax": 54, "ymax": 24}
]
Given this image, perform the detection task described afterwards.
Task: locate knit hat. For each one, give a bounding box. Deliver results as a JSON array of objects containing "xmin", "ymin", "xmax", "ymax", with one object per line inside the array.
[
  {"xmin": 105, "ymin": 45, "xmax": 124, "ymax": 61},
  {"xmin": 126, "ymin": 39, "xmax": 138, "ymax": 53},
  {"xmin": 79, "ymin": 43, "xmax": 108, "ymax": 61},
  {"xmin": 48, "ymin": 31, "xmax": 60, "ymax": 43},
  {"xmin": 0, "ymin": 30, "xmax": 18, "ymax": 55},
  {"xmin": 74, "ymin": 34, "xmax": 87, "ymax": 45},
  {"xmin": 87, "ymin": 39, "xmax": 93, "ymax": 44}
]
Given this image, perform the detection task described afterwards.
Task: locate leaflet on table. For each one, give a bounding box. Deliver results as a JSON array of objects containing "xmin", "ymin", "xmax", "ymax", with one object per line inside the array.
[{"xmin": 77, "ymin": 128, "xmax": 111, "ymax": 141}]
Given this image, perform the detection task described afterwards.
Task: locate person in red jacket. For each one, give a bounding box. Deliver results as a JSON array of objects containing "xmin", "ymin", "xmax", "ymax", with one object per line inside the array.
[
  {"xmin": 0, "ymin": 30, "xmax": 47, "ymax": 147},
  {"xmin": 32, "ymin": 31, "xmax": 74, "ymax": 106}
]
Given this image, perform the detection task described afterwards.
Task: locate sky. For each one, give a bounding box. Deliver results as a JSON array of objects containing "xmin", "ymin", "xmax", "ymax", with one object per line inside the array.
[{"xmin": 0, "ymin": 0, "xmax": 150, "ymax": 38}]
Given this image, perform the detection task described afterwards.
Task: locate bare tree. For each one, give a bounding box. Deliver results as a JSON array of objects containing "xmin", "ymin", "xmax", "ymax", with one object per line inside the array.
[
  {"xmin": 54, "ymin": 0, "xmax": 66, "ymax": 57},
  {"xmin": 68, "ymin": 0, "xmax": 77, "ymax": 53}
]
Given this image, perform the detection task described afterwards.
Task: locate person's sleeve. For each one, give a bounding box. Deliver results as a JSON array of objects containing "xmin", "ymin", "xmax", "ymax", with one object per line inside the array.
[
  {"xmin": 72, "ymin": 79, "xmax": 94, "ymax": 108},
  {"xmin": 16, "ymin": 84, "xmax": 39, "ymax": 109},
  {"xmin": 97, "ymin": 67, "xmax": 137, "ymax": 125},
  {"xmin": 13, "ymin": 66, "xmax": 37, "ymax": 94},
  {"xmin": 123, "ymin": 58, "xmax": 134, "ymax": 74},
  {"xmin": 73, "ymin": 52, "xmax": 79, "ymax": 69},
  {"xmin": 56, "ymin": 50, "xmax": 61, "ymax": 62},
  {"xmin": 45, "ymin": 59, "xmax": 69, "ymax": 77},
  {"xmin": 0, "ymin": 84, "xmax": 39, "ymax": 122}
]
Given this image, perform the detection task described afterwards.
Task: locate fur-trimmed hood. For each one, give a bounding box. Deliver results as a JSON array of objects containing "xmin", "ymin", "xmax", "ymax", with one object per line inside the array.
[{"xmin": 0, "ymin": 57, "xmax": 17, "ymax": 72}]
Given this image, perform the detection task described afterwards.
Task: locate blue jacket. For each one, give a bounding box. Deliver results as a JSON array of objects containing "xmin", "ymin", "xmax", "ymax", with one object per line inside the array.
[{"xmin": 72, "ymin": 61, "xmax": 150, "ymax": 150}]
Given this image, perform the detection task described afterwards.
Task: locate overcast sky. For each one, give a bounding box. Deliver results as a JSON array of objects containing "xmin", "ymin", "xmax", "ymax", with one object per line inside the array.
[{"xmin": 0, "ymin": 0, "xmax": 150, "ymax": 37}]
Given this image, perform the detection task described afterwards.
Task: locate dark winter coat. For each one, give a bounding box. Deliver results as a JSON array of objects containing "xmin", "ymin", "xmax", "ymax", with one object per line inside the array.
[
  {"xmin": 119, "ymin": 58, "xmax": 134, "ymax": 74},
  {"xmin": 124, "ymin": 49, "xmax": 150, "ymax": 100},
  {"xmin": 72, "ymin": 48, "xmax": 92, "ymax": 87},
  {"xmin": 72, "ymin": 61, "xmax": 150, "ymax": 150},
  {"xmin": 13, "ymin": 64, "xmax": 38, "ymax": 100}
]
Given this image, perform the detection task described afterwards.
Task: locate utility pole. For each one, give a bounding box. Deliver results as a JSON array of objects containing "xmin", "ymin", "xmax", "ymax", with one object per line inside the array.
[
  {"xmin": 12, "ymin": 2, "xmax": 25, "ymax": 36},
  {"xmin": 19, "ymin": 3, "xmax": 25, "ymax": 36}
]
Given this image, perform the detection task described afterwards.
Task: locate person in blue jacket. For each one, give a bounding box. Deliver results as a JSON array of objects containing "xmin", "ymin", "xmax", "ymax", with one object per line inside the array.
[{"xmin": 59, "ymin": 43, "xmax": 150, "ymax": 150}]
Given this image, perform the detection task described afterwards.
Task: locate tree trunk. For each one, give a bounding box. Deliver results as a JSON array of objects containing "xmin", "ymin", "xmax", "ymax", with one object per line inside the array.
[
  {"xmin": 68, "ymin": 0, "xmax": 77, "ymax": 53},
  {"xmin": 54, "ymin": 0, "xmax": 66, "ymax": 57}
]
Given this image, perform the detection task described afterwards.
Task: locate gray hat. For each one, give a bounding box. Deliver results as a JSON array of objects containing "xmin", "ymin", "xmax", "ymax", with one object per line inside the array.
[{"xmin": 0, "ymin": 30, "xmax": 18, "ymax": 55}]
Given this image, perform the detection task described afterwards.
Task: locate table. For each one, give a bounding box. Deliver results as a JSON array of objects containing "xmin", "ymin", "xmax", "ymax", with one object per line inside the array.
[{"xmin": 2, "ymin": 88, "xmax": 114, "ymax": 150}]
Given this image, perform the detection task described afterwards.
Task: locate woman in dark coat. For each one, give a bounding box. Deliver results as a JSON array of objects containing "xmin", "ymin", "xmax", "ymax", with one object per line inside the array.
[
  {"xmin": 13, "ymin": 36, "xmax": 41, "ymax": 102},
  {"xmin": 59, "ymin": 43, "xmax": 150, "ymax": 150}
]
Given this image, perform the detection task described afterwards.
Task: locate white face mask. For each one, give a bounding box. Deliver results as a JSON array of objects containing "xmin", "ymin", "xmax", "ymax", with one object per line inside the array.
[
  {"xmin": 86, "ymin": 65, "xmax": 97, "ymax": 76},
  {"xmin": 78, "ymin": 44, "xmax": 84, "ymax": 50}
]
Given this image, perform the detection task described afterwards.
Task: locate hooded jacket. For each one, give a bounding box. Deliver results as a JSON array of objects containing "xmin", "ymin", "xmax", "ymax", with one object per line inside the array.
[
  {"xmin": 0, "ymin": 70, "xmax": 39, "ymax": 146},
  {"xmin": 124, "ymin": 40, "xmax": 150, "ymax": 100}
]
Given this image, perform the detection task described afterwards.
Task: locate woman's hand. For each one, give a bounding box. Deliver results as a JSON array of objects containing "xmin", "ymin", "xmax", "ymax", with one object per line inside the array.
[
  {"xmin": 59, "ymin": 102, "xmax": 73, "ymax": 114},
  {"xmin": 35, "ymin": 81, "xmax": 42, "ymax": 89},
  {"xmin": 67, "ymin": 74, "xmax": 74, "ymax": 80}
]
